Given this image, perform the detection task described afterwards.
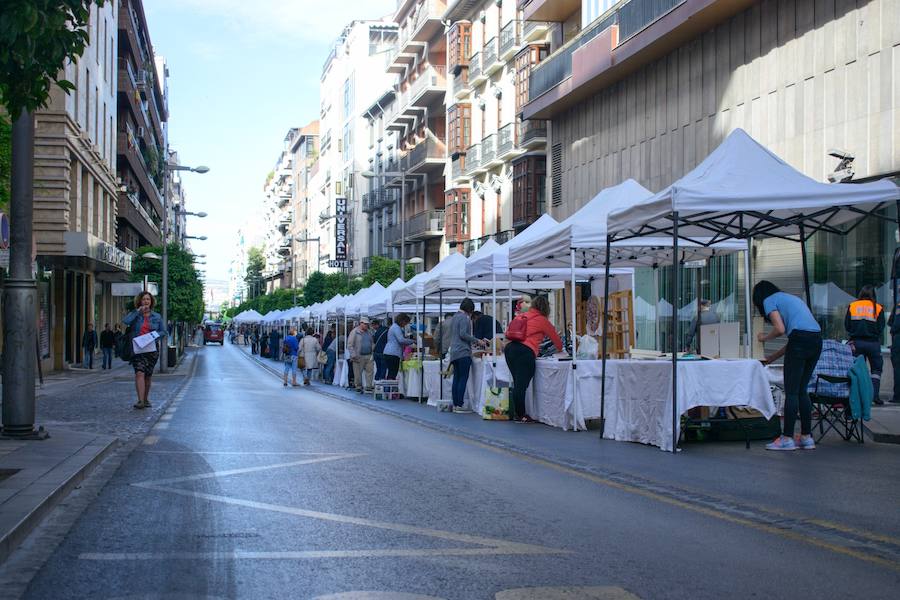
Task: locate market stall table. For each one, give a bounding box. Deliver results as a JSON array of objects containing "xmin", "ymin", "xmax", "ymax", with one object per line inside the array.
[{"xmin": 602, "ymin": 359, "xmax": 775, "ymax": 451}]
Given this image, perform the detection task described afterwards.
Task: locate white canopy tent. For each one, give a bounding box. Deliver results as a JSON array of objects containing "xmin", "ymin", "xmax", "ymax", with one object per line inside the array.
[
  {"xmin": 232, "ymin": 309, "xmax": 263, "ymax": 324},
  {"xmin": 391, "ymin": 253, "xmax": 468, "ymax": 306},
  {"xmin": 604, "ymin": 128, "xmax": 900, "ymax": 452}
]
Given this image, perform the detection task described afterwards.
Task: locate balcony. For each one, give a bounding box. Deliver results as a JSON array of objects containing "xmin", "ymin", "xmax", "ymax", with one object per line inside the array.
[
  {"xmin": 407, "ymin": 209, "xmax": 445, "ymax": 240},
  {"xmin": 408, "ymin": 64, "xmax": 446, "ymax": 107},
  {"xmin": 496, "ymin": 123, "xmax": 524, "ymax": 160},
  {"xmin": 518, "ymin": 119, "xmax": 548, "ymax": 149},
  {"xmin": 469, "ymin": 52, "xmax": 485, "ymax": 86},
  {"xmin": 407, "ymin": 137, "xmax": 446, "ymax": 174},
  {"xmin": 362, "ymin": 192, "xmax": 374, "ymax": 213},
  {"xmin": 450, "ymin": 155, "xmax": 467, "ymax": 183},
  {"xmin": 482, "ymin": 38, "xmax": 502, "ymax": 75},
  {"xmin": 520, "ymin": 0, "xmax": 580, "ymax": 22},
  {"xmin": 452, "ymin": 70, "xmax": 470, "ymax": 99},
  {"xmin": 399, "ymin": 0, "xmax": 446, "ymax": 48},
  {"xmin": 522, "ymin": 19, "xmax": 551, "ymax": 42},
  {"xmin": 499, "ymin": 21, "xmax": 521, "ymax": 62},
  {"xmin": 480, "ymin": 134, "xmax": 499, "ymax": 168},
  {"xmin": 278, "ymin": 214, "xmax": 292, "ymax": 233},
  {"xmin": 523, "ymin": 0, "xmax": 751, "ymax": 120},
  {"xmin": 464, "ymin": 144, "xmax": 481, "ymax": 176}
]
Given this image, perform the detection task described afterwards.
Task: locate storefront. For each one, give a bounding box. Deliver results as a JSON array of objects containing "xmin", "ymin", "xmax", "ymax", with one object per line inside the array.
[{"xmin": 37, "ymin": 232, "xmax": 133, "ymax": 371}]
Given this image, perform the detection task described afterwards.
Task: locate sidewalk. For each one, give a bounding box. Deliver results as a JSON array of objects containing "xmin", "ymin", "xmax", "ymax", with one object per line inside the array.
[{"xmin": 0, "ymin": 349, "xmax": 198, "ymax": 564}]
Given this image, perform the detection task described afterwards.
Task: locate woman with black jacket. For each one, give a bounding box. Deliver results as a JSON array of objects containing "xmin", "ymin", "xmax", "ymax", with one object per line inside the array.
[{"xmin": 845, "ymin": 284, "xmax": 886, "ymax": 404}]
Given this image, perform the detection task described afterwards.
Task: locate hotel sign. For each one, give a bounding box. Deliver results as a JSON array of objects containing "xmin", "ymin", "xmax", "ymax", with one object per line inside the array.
[
  {"xmin": 335, "ymin": 196, "xmax": 348, "ymax": 263},
  {"xmin": 93, "ymin": 240, "xmax": 133, "ymax": 271}
]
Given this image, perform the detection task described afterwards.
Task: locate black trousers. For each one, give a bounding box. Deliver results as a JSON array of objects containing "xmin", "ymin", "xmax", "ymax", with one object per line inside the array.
[
  {"xmin": 852, "ymin": 338, "xmax": 883, "ymax": 400},
  {"xmin": 782, "ymin": 330, "xmax": 822, "ymax": 437},
  {"xmin": 384, "ymin": 355, "xmax": 401, "ymax": 380},
  {"xmin": 504, "ymin": 341, "xmax": 535, "ymax": 419},
  {"xmin": 891, "ymin": 334, "xmax": 900, "ymax": 402}
]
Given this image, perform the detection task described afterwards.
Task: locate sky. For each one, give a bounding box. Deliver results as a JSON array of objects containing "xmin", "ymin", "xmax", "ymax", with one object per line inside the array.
[{"xmin": 144, "ymin": 0, "xmax": 396, "ymax": 285}]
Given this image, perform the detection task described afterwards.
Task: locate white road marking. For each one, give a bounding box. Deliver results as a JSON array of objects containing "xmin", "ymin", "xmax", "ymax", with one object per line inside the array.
[
  {"xmin": 496, "ymin": 587, "xmax": 641, "ymax": 599},
  {"xmin": 159, "ymin": 414, "xmax": 173, "ymax": 421},
  {"xmin": 140, "ymin": 450, "xmax": 354, "ymax": 455},
  {"xmin": 80, "ymin": 546, "xmax": 558, "ymax": 560},
  {"xmin": 141, "ymin": 436, "xmax": 159, "ymax": 446},
  {"xmin": 152, "ymin": 422, "xmax": 169, "ymax": 430},
  {"xmin": 132, "ymin": 454, "xmax": 364, "ymax": 487}
]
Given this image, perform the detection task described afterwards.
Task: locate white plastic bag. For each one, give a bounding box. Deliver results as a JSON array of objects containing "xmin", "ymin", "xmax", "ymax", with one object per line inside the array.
[{"xmin": 576, "ymin": 334, "xmax": 599, "ymax": 360}]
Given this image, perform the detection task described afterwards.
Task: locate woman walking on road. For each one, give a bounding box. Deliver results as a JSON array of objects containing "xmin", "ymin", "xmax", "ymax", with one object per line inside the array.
[
  {"xmin": 845, "ymin": 284, "xmax": 886, "ymax": 404},
  {"xmin": 383, "ymin": 313, "xmax": 414, "ymax": 380},
  {"xmin": 503, "ymin": 295, "xmax": 563, "ymax": 423},
  {"xmin": 299, "ymin": 327, "xmax": 321, "ymax": 386},
  {"xmin": 282, "ymin": 328, "xmax": 300, "ymax": 387},
  {"xmin": 123, "ymin": 291, "xmax": 166, "ymax": 409},
  {"xmin": 754, "ymin": 281, "xmax": 823, "ymax": 450}
]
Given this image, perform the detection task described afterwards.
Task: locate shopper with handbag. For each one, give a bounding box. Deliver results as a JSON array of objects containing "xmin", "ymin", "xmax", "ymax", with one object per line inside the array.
[
  {"xmin": 299, "ymin": 327, "xmax": 321, "ymax": 386},
  {"xmin": 282, "ymin": 328, "xmax": 300, "ymax": 387}
]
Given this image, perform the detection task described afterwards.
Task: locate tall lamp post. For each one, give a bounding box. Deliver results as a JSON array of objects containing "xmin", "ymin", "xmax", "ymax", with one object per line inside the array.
[{"xmin": 361, "ymin": 169, "xmax": 408, "ymax": 281}]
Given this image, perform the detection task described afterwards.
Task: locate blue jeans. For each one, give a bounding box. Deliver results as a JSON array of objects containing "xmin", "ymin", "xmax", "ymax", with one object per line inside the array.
[
  {"xmin": 375, "ymin": 354, "xmax": 386, "ymax": 380},
  {"xmin": 451, "ymin": 356, "xmax": 472, "ymax": 407},
  {"xmin": 283, "ymin": 355, "xmax": 297, "ymax": 380},
  {"xmin": 82, "ymin": 347, "xmax": 94, "ymax": 369},
  {"xmin": 323, "ymin": 348, "xmax": 336, "ymax": 383},
  {"xmin": 101, "ymin": 347, "xmax": 113, "ymax": 369}
]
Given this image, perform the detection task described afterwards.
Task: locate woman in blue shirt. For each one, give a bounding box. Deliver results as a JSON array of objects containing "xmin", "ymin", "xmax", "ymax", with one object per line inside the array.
[
  {"xmin": 122, "ymin": 291, "xmax": 166, "ymax": 409},
  {"xmin": 383, "ymin": 313, "xmax": 414, "ymax": 380},
  {"xmin": 753, "ymin": 281, "xmax": 822, "ymax": 451}
]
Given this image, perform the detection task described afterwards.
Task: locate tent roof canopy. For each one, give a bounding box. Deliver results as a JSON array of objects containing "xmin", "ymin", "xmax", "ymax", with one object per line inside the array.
[{"xmin": 607, "ymin": 129, "xmax": 900, "ymax": 244}]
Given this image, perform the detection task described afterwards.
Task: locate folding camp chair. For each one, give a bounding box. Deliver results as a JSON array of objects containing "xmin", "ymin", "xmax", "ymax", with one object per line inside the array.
[{"xmin": 808, "ymin": 340, "xmax": 864, "ymax": 443}]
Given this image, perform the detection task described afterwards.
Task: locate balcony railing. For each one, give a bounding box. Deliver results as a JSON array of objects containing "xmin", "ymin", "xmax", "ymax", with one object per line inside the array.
[
  {"xmin": 398, "ymin": 0, "xmax": 446, "ymax": 48},
  {"xmin": 518, "ymin": 119, "xmax": 548, "ymax": 147},
  {"xmin": 451, "ymin": 155, "xmax": 466, "ymax": 181},
  {"xmin": 481, "ymin": 134, "xmax": 497, "ymax": 166},
  {"xmin": 408, "ymin": 64, "xmax": 446, "ymax": 105},
  {"xmin": 497, "ymin": 123, "xmax": 519, "ymax": 158},
  {"xmin": 483, "ymin": 37, "xmax": 500, "ymax": 74},
  {"xmin": 452, "ymin": 70, "xmax": 469, "ymax": 98},
  {"xmin": 469, "ymin": 52, "xmax": 483, "ymax": 83},
  {"xmin": 464, "ymin": 144, "xmax": 481, "ymax": 175},
  {"xmin": 407, "ymin": 209, "xmax": 445, "ymax": 239},
  {"xmin": 528, "ymin": 0, "xmax": 684, "ymax": 102},
  {"xmin": 407, "ymin": 137, "xmax": 446, "ymax": 171},
  {"xmin": 499, "ymin": 21, "xmax": 521, "ymax": 60},
  {"xmin": 522, "ymin": 19, "xmax": 550, "ymax": 42}
]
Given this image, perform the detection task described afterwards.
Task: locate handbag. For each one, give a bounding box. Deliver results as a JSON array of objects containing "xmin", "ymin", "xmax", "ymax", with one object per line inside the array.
[
  {"xmin": 505, "ymin": 314, "xmax": 529, "ymax": 342},
  {"xmin": 119, "ymin": 324, "xmax": 136, "ymax": 362},
  {"xmin": 317, "ymin": 350, "xmax": 328, "ymax": 365},
  {"xmin": 297, "ymin": 355, "xmax": 306, "ymax": 369}
]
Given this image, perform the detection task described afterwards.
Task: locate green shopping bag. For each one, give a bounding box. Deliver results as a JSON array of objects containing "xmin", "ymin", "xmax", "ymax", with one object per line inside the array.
[{"xmin": 482, "ymin": 386, "xmax": 510, "ymax": 420}]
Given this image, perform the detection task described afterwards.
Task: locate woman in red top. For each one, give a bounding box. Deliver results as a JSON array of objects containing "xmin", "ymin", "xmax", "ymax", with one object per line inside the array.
[{"xmin": 503, "ymin": 295, "xmax": 563, "ymax": 423}]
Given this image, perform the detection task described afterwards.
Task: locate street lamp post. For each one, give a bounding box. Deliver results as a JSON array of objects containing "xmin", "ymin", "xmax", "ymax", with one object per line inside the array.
[
  {"xmin": 161, "ymin": 158, "xmax": 208, "ymax": 374},
  {"xmin": 361, "ymin": 170, "xmax": 408, "ymax": 281}
]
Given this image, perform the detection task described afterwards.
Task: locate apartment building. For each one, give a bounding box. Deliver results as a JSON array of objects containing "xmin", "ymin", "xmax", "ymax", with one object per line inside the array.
[
  {"xmin": 519, "ymin": 0, "xmax": 900, "ymax": 346},
  {"xmin": 115, "ymin": 0, "xmax": 167, "ymax": 252},
  {"xmin": 288, "ymin": 122, "xmax": 320, "ymax": 285},
  {"xmin": 262, "ymin": 132, "xmax": 296, "ymax": 292},
  {"xmin": 167, "ymin": 150, "xmax": 187, "ymax": 245},
  {"xmin": 361, "ymin": 1, "xmax": 449, "ymax": 271},
  {"xmin": 228, "ymin": 219, "xmax": 265, "ymax": 305},
  {"xmin": 443, "ymin": 0, "xmax": 551, "ymax": 256},
  {"xmin": 314, "ymin": 20, "xmax": 398, "ymax": 278},
  {"xmin": 32, "ymin": 1, "xmax": 129, "ymax": 371}
]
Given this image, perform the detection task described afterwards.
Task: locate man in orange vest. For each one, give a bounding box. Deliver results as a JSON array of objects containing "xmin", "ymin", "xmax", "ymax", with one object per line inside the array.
[{"xmin": 845, "ymin": 285, "xmax": 886, "ymax": 404}]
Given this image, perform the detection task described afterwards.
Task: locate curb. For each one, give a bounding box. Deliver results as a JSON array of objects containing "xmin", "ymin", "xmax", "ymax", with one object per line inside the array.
[{"xmin": 0, "ymin": 436, "xmax": 118, "ymax": 565}]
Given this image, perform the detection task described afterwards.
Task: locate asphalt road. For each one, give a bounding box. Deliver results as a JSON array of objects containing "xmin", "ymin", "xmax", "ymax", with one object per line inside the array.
[{"xmin": 21, "ymin": 344, "xmax": 900, "ymax": 599}]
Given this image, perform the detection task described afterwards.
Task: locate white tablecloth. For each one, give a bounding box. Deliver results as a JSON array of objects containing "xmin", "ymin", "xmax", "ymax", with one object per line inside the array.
[
  {"xmin": 400, "ymin": 367, "xmax": 426, "ymax": 399},
  {"xmin": 422, "ymin": 356, "xmax": 606, "ymax": 431},
  {"xmin": 332, "ymin": 359, "xmax": 350, "ymax": 387},
  {"xmin": 602, "ymin": 359, "xmax": 776, "ymax": 451}
]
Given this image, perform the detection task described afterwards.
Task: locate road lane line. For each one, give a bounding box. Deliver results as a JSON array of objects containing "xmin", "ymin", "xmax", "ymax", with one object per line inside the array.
[
  {"xmin": 131, "ymin": 454, "xmax": 364, "ymax": 487},
  {"xmin": 79, "ymin": 546, "xmax": 562, "ymax": 561},
  {"xmin": 139, "ymin": 450, "xmax": 357, "ymax": 455},
  {"xmin": 141, "ymin": 436, "xmax": 159, "ymax": 446}
]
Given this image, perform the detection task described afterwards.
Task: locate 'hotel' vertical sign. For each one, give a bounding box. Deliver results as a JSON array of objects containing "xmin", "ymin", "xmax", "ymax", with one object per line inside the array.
[{"xmin": 334, "ymin": 196, "xmax": 348, "ymax": 267}]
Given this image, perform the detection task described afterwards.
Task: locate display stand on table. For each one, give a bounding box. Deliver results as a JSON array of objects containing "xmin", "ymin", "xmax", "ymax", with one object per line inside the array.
[{"xmin": 599, "ymin": 290, "xmax": 634, "ymax": 358}]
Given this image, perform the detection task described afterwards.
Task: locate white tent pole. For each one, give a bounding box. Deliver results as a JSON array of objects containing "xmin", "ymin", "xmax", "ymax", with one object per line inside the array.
[
  {"xmin": 744, "ymin": 238, "xmax": 753, "ymax": 358},
  {"xmin": 570, "ymin": 249, "xmax": 578, "ymax": 429},
  {"xmin": 672, "ymin": 213, "xmax": 680, "ymax": 454},
  {"xmin": 507, "ymin": 268, "xmax": 513, "ymax": 323},
  {"xmin": 492, "ymin": 268, "xmax": 497, "ymax": 387}
]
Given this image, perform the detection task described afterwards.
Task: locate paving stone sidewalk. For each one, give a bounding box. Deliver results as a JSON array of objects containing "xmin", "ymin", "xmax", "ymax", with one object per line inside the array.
[{"xmin": 0, "ymin": 348, "xmax": 199, "ymax": 565}]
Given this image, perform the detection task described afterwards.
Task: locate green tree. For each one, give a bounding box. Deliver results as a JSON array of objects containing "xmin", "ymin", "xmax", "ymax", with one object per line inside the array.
[
  {"xmin": 244, "ymin": 246, "xmax": 265, "ymax": 299},
  {"xmin": 131, "ymin": 244, "xmax": 204, "ymax": 323},
  {"xmin": 0, "ymin": 115, "xmax": 9, "ymax": 213},
  {"xmin": 362, "ymin": 256, "xmax": 414, "ymax": 287},
  {"xmin": 303, "ymin": 271, "xmax": 327, "ymax": 305},
  {"xmin": 0, "ymin": 1, "xmax": 106, "ymax": 116}
]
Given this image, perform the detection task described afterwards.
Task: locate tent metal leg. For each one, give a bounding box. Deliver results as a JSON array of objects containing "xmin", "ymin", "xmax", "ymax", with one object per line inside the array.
[
  {"xmin": 600, "ymin": 237, "xmax": 611, "ymax": 437},
  {"xmin": 800, "ymin": 224, "xmax": 812, "ymax": 309},
  {"xmin": 439, "ymin": 288, "xmax": 444, "ymax": 402},
  {"xmin": 744, "ymin": 238, "xmax": 753, "ymax": 358},
  {"xmin": 672, "ymin": 213, "xmax": 680, "ymax": 454},
  {"xmin": 570, "ymin": 249, "xmax": 578, "ymax": 430}
]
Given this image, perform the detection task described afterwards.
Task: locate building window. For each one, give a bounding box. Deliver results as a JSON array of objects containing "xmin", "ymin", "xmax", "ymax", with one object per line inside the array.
[
  {"xmin": 445, "ymin": 189, "xmax": 471, "ymax": 243},
  {"xmin": 448, "ymin": 21, "xmax": 472, "ymax": 73},
  {"xmin": 343, "ymin": 76, "xmax": 354, "ymax": 119},
  {"xmin": 515, "ymin": 44, "xmax": 549, "ymax": 114},
  {"xmin": 342, "ymin": 124, "xmax": 352, "ymax": 162},
  {"xmin": 447, "ymin": 103, "xmax": 471, "ymax": 156},
  {"xmin": 512, "ymin": 155, "xmax": 546, "ymax": 230}
]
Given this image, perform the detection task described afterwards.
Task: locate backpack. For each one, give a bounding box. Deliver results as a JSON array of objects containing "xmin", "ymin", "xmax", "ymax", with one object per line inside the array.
[{"xmin": 505, "ymin": 314, "xmax": 529, "ymax": 342}]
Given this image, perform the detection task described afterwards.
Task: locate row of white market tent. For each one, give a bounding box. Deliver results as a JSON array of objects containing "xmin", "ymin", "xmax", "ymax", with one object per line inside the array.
[{"xmin": 232, "ymin": 129, "xmax": 899, "ymax": 453}]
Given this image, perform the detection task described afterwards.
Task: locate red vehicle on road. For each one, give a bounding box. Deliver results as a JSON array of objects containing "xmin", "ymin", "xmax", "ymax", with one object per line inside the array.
[{"xmin": 203, "ymin": 323, "xmax": 224, "ymax": 345}]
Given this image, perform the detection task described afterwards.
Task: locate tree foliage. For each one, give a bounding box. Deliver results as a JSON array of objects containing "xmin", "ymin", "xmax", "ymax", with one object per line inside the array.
[
  {"xmin": 0, "ymin": 1, "xmax": 106, "ymax": 117},
  {"xmin": 224, "ymin": 288, "xmax": 302, "ymax": 318},
  {"xmin": 362, "ymin": 256, "xmax": 414, "ymax": 287},
  {"xmin": 131, "ymin": 244, "xmax": 204, "ymax": 323},
  {"xmin": 0, "ymin": 115, "xmax": 9, "ymax": 213},
  {"xmin": 244, "ymin": 246, "xmax": 265, "ymax": 298}
]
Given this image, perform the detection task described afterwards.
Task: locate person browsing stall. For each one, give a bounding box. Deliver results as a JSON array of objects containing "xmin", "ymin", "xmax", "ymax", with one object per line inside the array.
[
  {"xmin": 845, "ymin": 285, "xmax": 886, "ymax": 404},
  {"xmin": 383, "ymin": 313, "xmax": 414, "ymax": 380},
  {"xmin": 503, "ymin": 295, "xmax": 563, "ymax": 424},
  {"xmin": 754, "ymin": 281, "xmax": 822, "ymax": 451},
  {"xmin": 448, "ymin": 299, "xmax": 487, "ymax": 413}
]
